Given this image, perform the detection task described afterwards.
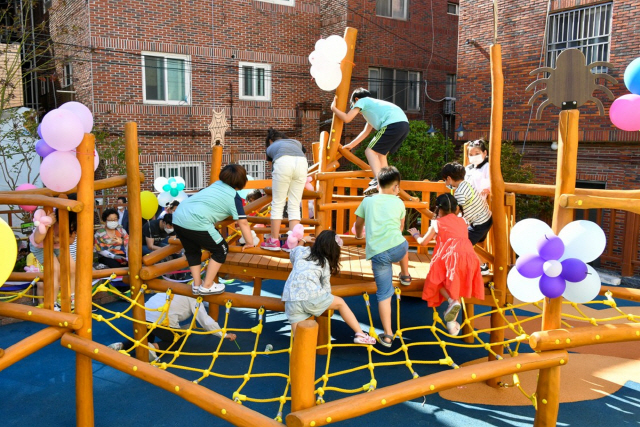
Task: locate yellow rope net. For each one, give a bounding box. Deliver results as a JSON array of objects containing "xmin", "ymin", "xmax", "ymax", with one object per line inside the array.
[{"xmin": 78, "ymin": 282, "xmax": 639, "ymax": 421}]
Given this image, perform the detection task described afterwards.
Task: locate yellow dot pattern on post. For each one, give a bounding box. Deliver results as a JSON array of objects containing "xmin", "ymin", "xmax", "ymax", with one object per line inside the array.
[{"xmin": 59, "ymin": 278, "xmax": 638, "ymax": 417}]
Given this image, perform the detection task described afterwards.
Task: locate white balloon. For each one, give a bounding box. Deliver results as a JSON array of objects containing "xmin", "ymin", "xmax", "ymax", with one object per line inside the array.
[
  {"xmin": 175, "ymin": 191, "xmax": 189, "ymax": 202},
  {"xmin": 239, "ymin": 230, "xmax": 259, "ymax": 246},
  {"xmin": 558, "ymin": 220, "xmax": 606, "ymax": 263},
  {"xmin": 510, "ymin": 218, "xmax": 553, "ymax": 256},
  {"xmin": 157, "ymin": 191, "xmax": 173, "ymax": 207},
  {"xmin": 315, "ymin": 64, "xmax": 342, "ymax": 91},
  {"xmin": 507, "ymin": 267, "xmax": 544, "ymax": 303},
  {"xmin": 323, "ymin": 35, "xmax": 348, "ymax": 62},
  {"xmin": 174, "ymin": 176, "xmax": 186, "ymax": 187},
  {"xmin": 308, "ymin": 50, "xmax": 327, "ymax": 65},
  {"xmin": 315, "ymin": 38, "xmax": 327, "ymax": 53},
  {"xmin": 543, "ymin": 260, "xmax": 562, "ymax": 278},
  {"xmin": 154, "ymin": 177, "xmax": 168, "ymax": 193},
  {"xmin": 562, "ymin": 264, "xmax": 601, "ymax": 303}
]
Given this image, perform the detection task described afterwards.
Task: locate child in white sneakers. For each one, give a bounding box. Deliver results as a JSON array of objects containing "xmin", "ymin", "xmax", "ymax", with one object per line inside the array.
[{"xmin": 282, "ymin": 230, "xmax": 376, "ymax": 345}]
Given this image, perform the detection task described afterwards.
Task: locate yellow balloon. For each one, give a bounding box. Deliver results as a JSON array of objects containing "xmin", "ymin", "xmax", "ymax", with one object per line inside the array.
[
  {"xmin": 0, "ymin": 218, "xmax": 17, "ymax": 288},
  {"xmin": 140, "ymin": 191, "xmax": 159, "ymax": 220}
]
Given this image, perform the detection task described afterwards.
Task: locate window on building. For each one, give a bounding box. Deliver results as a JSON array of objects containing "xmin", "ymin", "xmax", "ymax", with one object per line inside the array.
[
  {"xmin": 256, "ymin": 0, "xmax": 294, "ymax": 5},
  {"xmin": 239, "ymin": 62, "xmax": 271, "ymax": 101},
  {"xmin": 368, "ymin": 68, "xmax": 420, "ymax": 111},
  {"xmin": 154, "ymin": 161, "xmax": 204, "ymax": 191},
  {"xmin": 445, "ymin": 74, "xmax": 457, "ymax": 98},
  {"xmin": 447, "ymin": 2, "xmax": 459, "ymax": 15},
  {"xmin": 376, "ymin": 0, "xmax": 408, "ymax": 20},
  {"xmin": 40, "ymin": 77, "xmax": 47, "ymax": 95},
  {"xmin": 142, "ymin": 52, "xmax": 191, "ymax": 104},
  {"xmin": 61, "ymin": 63, "xmax": 73, "ymax": 88},
  {"xmin": 238, "ymin": 160, "xmax": 268, "ymax": 180},
  {"xmin": 546, "ymin": 3, "xmax": 612, "ymax": 73}
]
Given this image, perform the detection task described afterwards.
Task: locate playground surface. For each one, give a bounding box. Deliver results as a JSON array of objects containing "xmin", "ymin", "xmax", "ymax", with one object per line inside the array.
[{"xmin": 1, "ymin": 278, "xmax": 639, "ymax": 427}]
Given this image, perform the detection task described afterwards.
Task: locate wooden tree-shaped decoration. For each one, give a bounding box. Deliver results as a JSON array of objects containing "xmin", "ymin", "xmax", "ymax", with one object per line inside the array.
[
  {"xmin": 526, "ymin": 49, "xmax": 617, "ymax": 119},
  {"xmin": 208, "ymin": 109, "xmax": 229, "ymax": 146}
]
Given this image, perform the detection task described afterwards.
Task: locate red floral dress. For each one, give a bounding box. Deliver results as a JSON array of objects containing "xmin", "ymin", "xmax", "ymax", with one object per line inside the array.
[{"xmin": 422, "ymin": 214, "xmax": 484, "ymax": 307}]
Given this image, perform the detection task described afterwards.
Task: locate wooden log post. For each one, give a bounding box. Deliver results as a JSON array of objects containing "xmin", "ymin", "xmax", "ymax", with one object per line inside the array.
[
  {"xmin": 210, "ymin": 144, "xmax": 223, "ymax": 185},
  {"xmin": 290, "ymin": 319, "xmax": 319, "ymax": 412},
  {"xmin": 534, "ymin": 109, "xmax": 579, "ymax": 427},
  {"xmin": 124, "ymin": 122, "xmax": 149, "ymax": 362},
  {"xmin": 486, "ymin": 43, "xmax": 508, "ymax": 387},
  {"xmin": 75, "ymin": 132, "xmax": 96, "ymax": 426}
]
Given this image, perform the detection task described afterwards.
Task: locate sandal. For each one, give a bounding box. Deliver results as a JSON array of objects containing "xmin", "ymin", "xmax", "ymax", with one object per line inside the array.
[
  {"xmin": 191, "ymin": 282, "xmax": 200, "ymax": 295},
  {"xmin": 378, "ymin": 333, "xmax": 394, "ymax": 348},
  {"xmin": 354, "ymin": 332, "xmax": 376, "ymax": 345},
  {"xmin": 399, "ymin": 274, "xmax": 412, "ymax": 286}
]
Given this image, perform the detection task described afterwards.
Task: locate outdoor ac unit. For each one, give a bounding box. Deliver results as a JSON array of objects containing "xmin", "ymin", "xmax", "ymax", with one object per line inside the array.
[{"xmin": 443, "ymin": 97, "xmax": 456, "ymax": 116}]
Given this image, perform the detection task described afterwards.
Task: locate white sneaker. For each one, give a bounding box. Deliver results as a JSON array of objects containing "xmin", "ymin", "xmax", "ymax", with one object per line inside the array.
[
  {"xmin": 108, "ymin": 342, "xmax": 124, "ymax": 351},
  {"xmin": 53, "ymin": 302, "xmax": 61, "ymax": 312},
  {"xmin": 480, "ymin": 263, "xmax": 491, "ymax": 276},
  {"xmin": 363, "ymin": 179, "xmax": 379, "ymax": 196},
  {"xmin": 198, "ymin": 282, "xmax": 225, "ymax": 295},
  {"xmin": 444, "ymin": 300, "xmax": 461, "ymax": 323},
  {"xmin": 447, "ymin": 321, "xmax": 461, "ymax": 336},
  {"xmin": 148, "ymin": 347, "xmax": 158, "ymax": 362}
]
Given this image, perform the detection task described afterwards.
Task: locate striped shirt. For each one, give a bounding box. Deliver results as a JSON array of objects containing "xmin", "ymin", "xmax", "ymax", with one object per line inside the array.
[{"xmin": 454, "ymin": 180, "xmax": 492, "ymax": 226}]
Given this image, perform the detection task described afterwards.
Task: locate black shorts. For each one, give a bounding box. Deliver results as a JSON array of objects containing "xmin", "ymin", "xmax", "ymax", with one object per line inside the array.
[
  {"xmin": 173, "ymin": 224, "xmax": 229, "ymax": 267},
  {"xmin": 468, "ymin": 216, "xmax": 493, "ymax": 246},
  {"xmin": 367, "ymin": 121, "xmax": 410, "ymax": 155}
]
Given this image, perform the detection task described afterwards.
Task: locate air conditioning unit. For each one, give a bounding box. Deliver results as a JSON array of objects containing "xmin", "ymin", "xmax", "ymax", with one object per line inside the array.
[{"xmin": 443, "ymin": 97, "xmax": 456, "ymax": 116}]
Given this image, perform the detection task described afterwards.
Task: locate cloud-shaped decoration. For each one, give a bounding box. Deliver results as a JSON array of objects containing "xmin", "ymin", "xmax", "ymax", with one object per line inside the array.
[
  {"xmin": 162, "ymin": 177, "xmax": 186, "ymax": 197},
  {"xmin": 507, "ymin": 219, "xmax": 606, "ymax": 303}
]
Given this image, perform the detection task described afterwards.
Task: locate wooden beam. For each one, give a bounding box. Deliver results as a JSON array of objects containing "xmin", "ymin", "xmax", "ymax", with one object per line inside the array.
[
  {"xmin": 0, "ymin": 302, "xmax": 83, "ymax": 329},
  {"xmin": 559, "ymin": 194, "xmax": 640, "ymax": 215},
  {"xmin": 529, "ymin": 323, "xmax": 640, "ymax": 351},
  {"xmin": 0, "ymin": 327, "xmax": 68, "ymax": 372},
  {"xmin": 0, "ymin": 194, "xmax": 83, "ymax": 212}
]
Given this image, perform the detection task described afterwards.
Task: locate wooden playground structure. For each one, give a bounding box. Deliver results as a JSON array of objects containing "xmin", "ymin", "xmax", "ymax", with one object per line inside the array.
[{"xmin": 2, "ymin": 25, "xmax": 640, "ymax": 427}]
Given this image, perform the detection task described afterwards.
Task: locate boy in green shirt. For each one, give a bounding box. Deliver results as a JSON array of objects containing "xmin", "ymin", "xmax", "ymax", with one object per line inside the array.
[{"xmin": 354, "ymin": 166, "xmax": 411, "ymax": 347}]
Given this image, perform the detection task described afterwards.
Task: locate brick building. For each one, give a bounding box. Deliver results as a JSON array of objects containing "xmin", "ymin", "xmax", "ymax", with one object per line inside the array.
[
  {"xmin": 457, "ymin": 0, "xmax": 640, "ymax": 275},
  {"xmin": 47, "ymin": 0, "xmax": 458, "ymax": 189}
]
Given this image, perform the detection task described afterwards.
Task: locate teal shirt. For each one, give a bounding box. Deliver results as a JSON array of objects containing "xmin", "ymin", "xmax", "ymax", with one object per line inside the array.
[
  {"xmin": 355, "ymin": 194, "xmax": 406, "ymax": 260},
  {"xmin": 353, "ymin": 97, "xmax": 408, "ymax": 131},
  {"xmin": 172, "ymin": 181, "xmax": 243, "ymax": 243}
]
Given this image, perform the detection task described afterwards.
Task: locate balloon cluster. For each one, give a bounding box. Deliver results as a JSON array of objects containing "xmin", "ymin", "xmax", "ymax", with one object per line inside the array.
[
  {"xmin": 36, "ymin": 102, "xmax": 97, "ymax": 192},
  {"xmin": 507, "ymin": 219, "xmax": 606, "ymax": 303},
  {"xmin": 309, "ymin": 35, "xmax": 348, "ymax": 92},
  {"xmin": 609, "ymin": 58, "xmax": 640, "ymax": 132},
  {"xmin": 286, "ymin": 224, "xmax": 305, "ymax": 249},
  {"xmin": 154, "ymin": 176, "xmax": 189, "ymax": 208}
]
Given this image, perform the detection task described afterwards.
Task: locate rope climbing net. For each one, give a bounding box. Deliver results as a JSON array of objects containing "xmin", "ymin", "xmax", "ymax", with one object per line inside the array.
[{"xmin": 85, "ymin": 277, "xmax": 640, "ymax": 420}]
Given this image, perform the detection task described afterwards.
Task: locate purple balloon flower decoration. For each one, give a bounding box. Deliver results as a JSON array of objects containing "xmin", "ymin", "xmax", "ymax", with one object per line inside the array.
[{"xmin": 508, "ymin": 219, "xmax": 606, "ymax": 303}]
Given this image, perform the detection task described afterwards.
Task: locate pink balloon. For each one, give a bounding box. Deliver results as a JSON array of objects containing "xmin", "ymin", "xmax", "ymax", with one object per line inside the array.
[
  {"xmin": 16, "ymin": 183, "xmax": 38, "ymax": 212},
  {"xmin": 60, "ymin": 101, "xmax": 94, "ymax": 133},
  {"xmin": 40, "ymin": 151, "xmax": 82, "ymax": 192},
  {"xmin": 609, "ymin": 94, "xmax": 640, "ymax": 131},
  {"xmin": 40, "ymin": 109, "xmax": 84, "ymax": 151}
]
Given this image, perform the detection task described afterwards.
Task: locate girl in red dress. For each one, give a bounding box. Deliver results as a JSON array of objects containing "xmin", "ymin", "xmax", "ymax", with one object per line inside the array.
[{"xmin": 408, "ymin": 194, "xmax": 484, "ymax": 336}]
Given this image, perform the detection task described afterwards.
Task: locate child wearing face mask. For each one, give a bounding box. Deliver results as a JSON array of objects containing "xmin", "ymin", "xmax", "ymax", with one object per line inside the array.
[
  {"xmin": 94, "ymin": 207, "xmax": 129, "ymax": 269},
  {"xmin": 464, "ymin": 139, "xmax": 490, "ymax": 199}
]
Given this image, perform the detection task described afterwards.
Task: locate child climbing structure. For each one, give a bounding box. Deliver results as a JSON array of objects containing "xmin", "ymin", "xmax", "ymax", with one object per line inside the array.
[{"xmin": 1, "ymin": 23, "xmax": 640, "ymax": 427}]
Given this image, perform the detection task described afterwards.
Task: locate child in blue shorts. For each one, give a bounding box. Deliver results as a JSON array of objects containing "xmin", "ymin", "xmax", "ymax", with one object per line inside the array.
[{"xmin": 353, "ymin": 166, "xmax": 411, "ymax": 347}]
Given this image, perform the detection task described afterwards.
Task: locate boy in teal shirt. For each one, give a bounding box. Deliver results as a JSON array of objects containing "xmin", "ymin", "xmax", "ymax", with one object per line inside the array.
[
  {"xmin": 331, "ymin": 88, "xmax": 409, "ymax": 195},
  {"xmin": 354, "ymin": 166, "xmax": 411, "ymax": 347}
]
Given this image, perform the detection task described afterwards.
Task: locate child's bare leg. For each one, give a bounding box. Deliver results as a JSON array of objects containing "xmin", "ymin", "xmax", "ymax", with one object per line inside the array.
[
  {"xmin": 378, "ymin": 153, "xmax": 389, "ymax": 170},
  {"xmin": 69, "ymin": 257, "xmax": 76, "ymax": 296},
  {"xmin": 399, "ymin": 251, "xmax": 409, "ymax": 277},
  {"xmin": 201, "ymin": 259, "xmax": 223, "ymax": 289},
  {"xmin": 52, "ymin": 256, "xmax": 61, "ymax": 303},
  {"xmin": 378, "ymin": 297, "xmax": 393, "ymax": 339},
  {"xmin": 290, "ymin": 321, "xmax": 299, "ymax": 336},
  {"xmin": 189, "ymin": 265, "xmax": 202, "ymax": 287},
  {"xmin": 329, "ymin": 296, "xmax": 364, "ymax": 335},
  {"xmin": 365, "ymin": 148, "xmax": 382, "ymax": 177}
]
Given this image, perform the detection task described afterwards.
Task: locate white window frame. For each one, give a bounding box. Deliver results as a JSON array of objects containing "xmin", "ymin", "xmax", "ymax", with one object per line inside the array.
[
  {"xmin": 376, "ymin": 0, "xmax": 408, "ymax": 20},
  {"xmin": 368, "ymin": 67, "xmax": 421, "ymax": 111},
  {"xmin": 153, "ymin": 161, "xmax": 205, "ymax": 191},
  {"xmin": 256, "ymin": 0, "xmax": 295, "ymax": 5},
  {"xmin": 40, "ymin": 77, "xmax": 47, "ymax": 95},
  {"xmin": 445, "ymin": 74, "xmax": 457, "ymax": 99},
  {"xmin": 546, "ymin": 3, "xmax": 613, "ymax": 73},
  {"xmin": 238, "ymin": 160, "xmax": 267, "ymax": 180},
  {"xmin": 61, "ymin": 63, "xmax": 73, "ymax": 88},
  {"xmin": 447, "ymin": 2, "xmax": 459, "ymax": 15},
  {"xmin": 238, "ymin": 62, "xmax": 271, "ymax": 101},
  {"xmin": 142, "ymin": 51, "xmax": 192, "ymax": 105}
]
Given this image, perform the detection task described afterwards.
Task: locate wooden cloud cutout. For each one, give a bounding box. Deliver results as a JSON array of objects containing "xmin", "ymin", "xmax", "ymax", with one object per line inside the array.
[{"xmin": 526, "ymin": 49, "xmax": 617, "ymax": 119}]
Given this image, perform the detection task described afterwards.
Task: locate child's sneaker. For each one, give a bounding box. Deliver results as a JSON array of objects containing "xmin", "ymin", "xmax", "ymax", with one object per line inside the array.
[
  {"xmin": 260, "ymin": 238, "xmax": 281, "ymax": 251},
  {"xmin": 480, "ymin": 263, "xmax": 491, "ymax": 275},
  {"xmin": 108, "ymin": 342, "xmax": 124, "ymax": 352},
  {"xmin": 148, "ymin": 346, "xmax": 158, "ymax": 362},
  {"xmin": 53, "ymin": 302, "xmax": 61, "ymax": 312},
  {"xmin": 443, "ymin": 300, "xmax": 461, "ymax": 323},
  {"xmin": 198, "ymin": 282, "xmax": 225, "ymax": 295},
  {"xmin": 191, "ymin": 281, "xmax": 200, "ymax": 295},
  {"xmin": 281, "ymin": 240, "xmax": 293, "ymax": 253},
  {"xmin": 447, "ymin": 321, "xmax": 461, "ymax": 336},
  {"xmin": 363, "ymin": 178, "xmax": 379, "ymax": 196}
]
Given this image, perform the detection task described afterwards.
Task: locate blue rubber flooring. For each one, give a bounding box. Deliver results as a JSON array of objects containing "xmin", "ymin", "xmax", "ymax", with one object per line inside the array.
[{"xmin": 1, "ymin": 279, "xmax": 638, "ymax": 426}]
